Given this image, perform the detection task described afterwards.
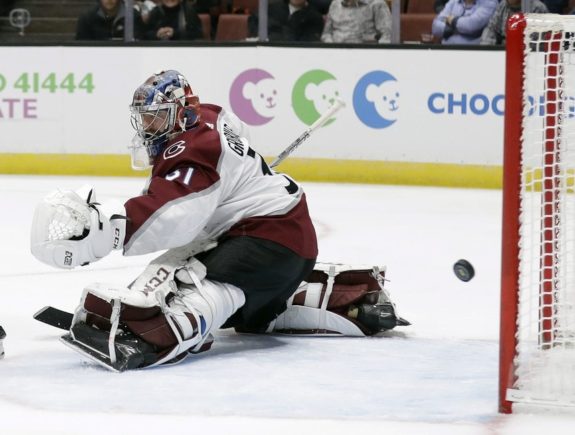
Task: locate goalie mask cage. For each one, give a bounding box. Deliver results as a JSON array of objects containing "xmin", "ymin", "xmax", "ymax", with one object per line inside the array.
[{"xmin": 501, "ymin": 14, "xmax": 575, "ymax": 414}]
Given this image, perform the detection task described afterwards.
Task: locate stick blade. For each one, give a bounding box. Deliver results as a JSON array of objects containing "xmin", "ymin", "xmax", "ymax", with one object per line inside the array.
[{"xmin": 33, "ymin": 306, "xmax": 73, "ymax": 330}]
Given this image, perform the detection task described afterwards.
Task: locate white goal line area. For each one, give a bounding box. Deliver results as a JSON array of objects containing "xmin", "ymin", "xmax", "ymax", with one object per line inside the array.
[{"xmin": 507, "ymin": 347, "xmax": 575, "ymax": 412}]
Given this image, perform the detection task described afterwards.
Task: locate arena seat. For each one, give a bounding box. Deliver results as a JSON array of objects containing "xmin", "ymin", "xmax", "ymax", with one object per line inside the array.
[
  {"xmin": 232, "ymin": 0, "xmax": 259, "ymax": 14},
  {"xmin": 400, "ymin": 13, "xmax": 436, "ymax": 44},
  {"xmin": 385, "ymin": 0, "xmax": 408, "ymax": 13},
  {"xmin": 406, "ymin": 0, "xmax": 436, "ymax": 13},
  {"xmin": 215, "ymin": 14, "xmax": 249, "ymax": 41},
  {"xmin": 198, "ymin": 14, "xmax": 211, "ymax": 40}
]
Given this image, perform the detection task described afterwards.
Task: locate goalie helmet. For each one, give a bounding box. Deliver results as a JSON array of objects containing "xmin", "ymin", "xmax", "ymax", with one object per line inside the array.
[{"xmin": 129, "ymin": 70, "xmax": 201, "ymax": 170}]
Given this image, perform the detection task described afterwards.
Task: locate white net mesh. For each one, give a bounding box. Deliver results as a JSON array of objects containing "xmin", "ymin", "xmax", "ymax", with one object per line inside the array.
[{"xmin": 510, "ymin": 14, "xmax": 575, "ymax": 407}]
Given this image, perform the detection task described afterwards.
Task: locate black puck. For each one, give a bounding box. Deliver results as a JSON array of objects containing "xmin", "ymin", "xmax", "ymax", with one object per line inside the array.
[{"xmin": 453, "ymin": 259, "xmax": 475, "ymax": 282}]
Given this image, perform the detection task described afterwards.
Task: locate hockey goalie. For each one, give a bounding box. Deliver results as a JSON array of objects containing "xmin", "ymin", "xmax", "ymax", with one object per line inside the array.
[{"xmin": 30, "ymin": 70, "xmax": 410, "ymax": 372}]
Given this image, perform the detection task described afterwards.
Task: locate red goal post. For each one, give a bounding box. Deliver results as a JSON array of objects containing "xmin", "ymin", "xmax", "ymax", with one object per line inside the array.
[{"xmin": 501, "ymin": 13, "xmax": 575, "ymax": 414}]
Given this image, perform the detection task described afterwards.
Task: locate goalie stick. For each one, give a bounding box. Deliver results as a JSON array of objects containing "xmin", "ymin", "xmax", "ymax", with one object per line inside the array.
[{"xmin": 269, "ymin": 98, "xmax": 345, "ymax": 169}]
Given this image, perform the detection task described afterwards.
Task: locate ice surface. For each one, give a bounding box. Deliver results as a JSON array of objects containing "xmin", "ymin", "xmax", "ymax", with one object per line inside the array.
[{"xmin": 1, "ymin": 175, "xmax": 575, "ymax": 434}]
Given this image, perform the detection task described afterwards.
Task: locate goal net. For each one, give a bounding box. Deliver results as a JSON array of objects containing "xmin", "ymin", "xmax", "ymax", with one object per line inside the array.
[{"xmin": 501, "ymin": 13, "xmax": 575, "ymax": 413}]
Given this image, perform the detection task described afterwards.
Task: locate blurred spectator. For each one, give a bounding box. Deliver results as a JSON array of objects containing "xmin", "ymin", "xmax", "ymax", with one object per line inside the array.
[
  {"xmin": 194, "ymin": 0, "xmax": 221, "ymax": 40},
  {"xmin": 0, "ymin": 0, "xmax": 17, "ymax": 17},
  {"xmin": 145, "ymin": 0, "xmax": 203, "ymax": 40},
  {"xmin": 432, "ymin": 0, "xmax": 497, "ymax": 45},
  {"xmin": 321, "ymin": 0, "xmax": 391, "ymax": 44},
  {"xmin": 309, "ymin": 0, "xmax": 333, "ymax": 14},
  {"xmin": 249, "ymin": 0, "xmax": 324, "ymax": 41},
  {"xmin": 135, "ymin": 0, "xmax": 160, "ymax": 23},
  {"xmin": 194, "ymin": 0, "xmax": 220, "ymax": 15},
  {"xmin": 543, "ymin": 0, "xmax": 567, "ymax": 13},
  {"xmin": 434, "ymin": 0, "xmax": 449, "ymax": 13},
  {"xmin": 76, "ymin": 0, "xmax": 145, "ymax": 40},
  {"xmin": 480, "ymin": 0, "xmax": 548, "ymax": 45},
  {"xmin": 195, "ymin": 0, "xmax": 221, "ymax": 13}
]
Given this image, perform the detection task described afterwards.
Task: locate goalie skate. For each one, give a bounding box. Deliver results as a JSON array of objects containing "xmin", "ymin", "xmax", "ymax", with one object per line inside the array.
[
  {"xmin": 60, "ymin": 322, "xmax": 158, "ymax": 373},
  {"xmin": 351, "ymin": 302, "xmax": 411, "ymax": 332},
  {"xmin": 61, "ymin": 322, "xmax": 216, "ymax": 372}
]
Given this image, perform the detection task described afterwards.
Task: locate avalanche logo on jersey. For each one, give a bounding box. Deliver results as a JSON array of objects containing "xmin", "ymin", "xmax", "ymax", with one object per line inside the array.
[
  {"xmin": 353, "ymin": 70, "xmax": 400, "ymax": 129},
  {"xmin": 163, "ymin": 141, "xmax": 186, "ymax": 160},
  {"xmin": 229, "ymin": 69, "xmax": 277, "ymax": 126}
]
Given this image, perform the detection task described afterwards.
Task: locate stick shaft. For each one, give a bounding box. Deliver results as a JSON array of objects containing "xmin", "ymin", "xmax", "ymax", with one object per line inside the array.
[{"xmin": 270, "ymin": 99, "xmax": 345, "ymax": 168}]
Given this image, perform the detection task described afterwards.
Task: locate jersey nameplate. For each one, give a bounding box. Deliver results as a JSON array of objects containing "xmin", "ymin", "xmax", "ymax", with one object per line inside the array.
[{"xmin": 223, "ymin": 123, "xmax": 245, "ymax": 157}]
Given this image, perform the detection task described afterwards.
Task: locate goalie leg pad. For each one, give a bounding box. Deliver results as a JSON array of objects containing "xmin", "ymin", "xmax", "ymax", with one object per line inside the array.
[
  {"xmin": 63, "ymin": 265, "xmax": 245, "ymax": 371},
  {"xmin": 271, "ymin": 263, "xmax": 410, "ymax": 336},
  {"xmin": 273, "ymin": 304, "xmax": 366, "ymax": 336}
]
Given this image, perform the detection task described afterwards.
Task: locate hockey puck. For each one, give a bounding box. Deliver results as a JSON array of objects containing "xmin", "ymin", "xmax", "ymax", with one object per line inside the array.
[{"xmin": 453, "ymin": 259, "xmax": 475, "ymax": 282}]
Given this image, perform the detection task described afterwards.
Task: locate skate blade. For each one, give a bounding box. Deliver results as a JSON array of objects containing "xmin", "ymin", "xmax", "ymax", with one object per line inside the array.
[{"xmin": 60, "ymin": 333, "xmax": 122, "ymax": 373}]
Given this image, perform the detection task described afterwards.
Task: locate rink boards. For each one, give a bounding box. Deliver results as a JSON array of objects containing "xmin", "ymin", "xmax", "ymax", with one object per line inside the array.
[{"xmin": 0, "ymin": 46, "xmax": 504, "ymax": 188}]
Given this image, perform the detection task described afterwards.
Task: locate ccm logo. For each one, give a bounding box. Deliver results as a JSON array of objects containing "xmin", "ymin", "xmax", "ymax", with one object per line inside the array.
[
  {"xmin": 113, "ymin": 228, "xmax": 121, "ymax": 249},
  {"xmin": 64, "ymin": 250, "xmax": 73, "ymax": 266},
  {"xmin": 142, "ymin": 267, "xmax": 170, "ymax": 294}
]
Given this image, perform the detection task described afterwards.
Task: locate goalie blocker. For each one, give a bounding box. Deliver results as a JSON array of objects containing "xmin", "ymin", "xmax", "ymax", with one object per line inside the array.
[{"xmin": 62, "ymin": 261, "xmax": 409, "ymax": 372}]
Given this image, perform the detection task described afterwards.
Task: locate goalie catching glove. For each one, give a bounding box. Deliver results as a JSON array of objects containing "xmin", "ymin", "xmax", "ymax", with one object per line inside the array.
[{"xmin": 30, "ymin": 186, "xmax": 126, "ymax": 269}]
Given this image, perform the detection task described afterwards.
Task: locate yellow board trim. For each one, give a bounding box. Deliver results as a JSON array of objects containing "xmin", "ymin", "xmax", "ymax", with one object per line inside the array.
[
  {"xmin": 0, "ymin": 154, "xmax": 142, "ymax": 177},
  {"xmin": 276, "ymin": 158, "xmax": 502, "ymax": 189},
  {"xmin": 0, "ymin": 153, "xmax": 503, "ymax": 189}
]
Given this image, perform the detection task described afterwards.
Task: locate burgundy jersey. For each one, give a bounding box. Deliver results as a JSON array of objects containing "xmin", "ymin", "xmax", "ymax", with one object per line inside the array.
[{"xmin": 123, "ymin": 104, "xmax": 318, "ymax": 259}]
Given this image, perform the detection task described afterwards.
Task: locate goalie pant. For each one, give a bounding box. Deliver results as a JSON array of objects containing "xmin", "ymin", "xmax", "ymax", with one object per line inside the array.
[{"xmin": 66, "ymin": 261, "xmax": 400, "ymax": 371}]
